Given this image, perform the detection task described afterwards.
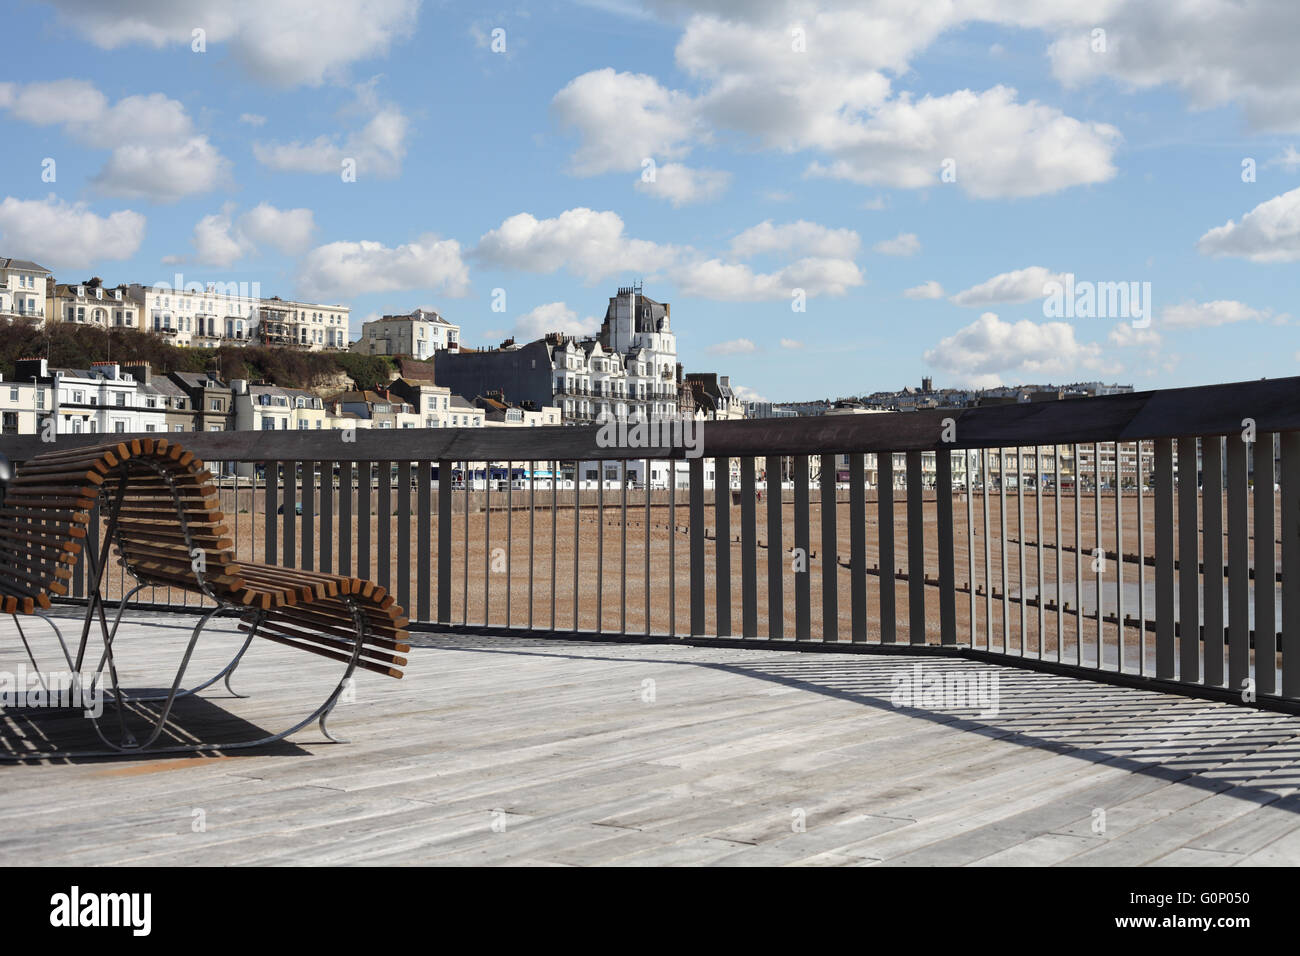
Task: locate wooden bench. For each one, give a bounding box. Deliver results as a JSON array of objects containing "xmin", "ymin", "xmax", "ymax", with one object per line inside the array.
[{"xmin": 0, "ymin": 438, "xmax": 409, "ymax": 757}]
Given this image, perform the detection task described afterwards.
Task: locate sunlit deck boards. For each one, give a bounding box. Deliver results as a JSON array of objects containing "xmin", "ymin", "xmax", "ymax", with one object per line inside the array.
[{"xmin": 1, "ymin": 607, "xmax": 1299, "ymax": 866}]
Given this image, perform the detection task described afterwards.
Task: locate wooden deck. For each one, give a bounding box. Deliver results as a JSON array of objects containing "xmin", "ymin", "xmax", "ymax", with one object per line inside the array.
[{"xmin": 1, "ymin": 607, "xmax": 1298, "ymax": 866}]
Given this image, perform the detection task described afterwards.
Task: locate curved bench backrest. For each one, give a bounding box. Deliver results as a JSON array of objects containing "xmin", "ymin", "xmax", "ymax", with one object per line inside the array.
[{"xmin": 0, "ymin": 439, "xmax": 240, "ymax": 612}]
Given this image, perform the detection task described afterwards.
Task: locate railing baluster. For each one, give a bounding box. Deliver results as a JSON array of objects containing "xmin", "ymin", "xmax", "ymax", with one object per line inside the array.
[
  {"xmin": 967, "ymin": 451, "xmax": 976, "ymax": 647},
  {"xmin": 321, "ymin": 460, "xmax": 334, "ymax": 575},
  {"xmin": 378, "ymin": 460, "xmax": 392, "ymax": 599},
  {"xmin": 1155, "ymin": 438, "xmax": 1175, "ymax": 679},
  {"xmin": 283, "ymin": 460, "xmax": 296, "ymax": 568},
  {"xmin": 438, "ymin": 459, "xmax": 451, "ymax": 624},
  {"xmin": 620, "ymin": 459, "xmax": 628, "ymax": 636},
  {"xmin": 645, "ymin": 457, "xmax": 651, "ymax": 637},
  {"xmin": 1227, "ymin": 438, "xmax": 1249, "ymax": 691},
  {"xmin": 358, "ymin": 461, "xmax": 371, "ymax": 580},
  {"xmin": 983, "ymin": 450, "xmax": 992, "ymax": 652},
  {"xmin": 715, "ymin": 455, "xmax": 732, "ymax": 637},
  {"xmin": 596, "ymin": 462, "xmax": 604, "ymax": 631},
  {"xmin": 1201, "ymin": 438, "xmax": 1224, "ymax": 687},
  {"xmin": 1137, "ymin": 444, "xmax": 1146, "ymax": 675},
  {"xmin": 1281, "ymin": 432, "xmax": 1300, "ymax": 698},
  {"xmin": 572, "ymin": 460, "xmax": 579, "ymax": 631},
  {"xmin": 464, "ymin": 461, "xmax": 470, "ymax": 626},
  {"xmin": 850, "ymin": 452, "xmax": 867, "ymax": 643},
  {"xmin": 689, "ymin": 456, "xmax": 705, "ymax": 636},
  {"xmin": 766, "ymin": 454, "xmax": 783, "ymax": 640},
  {"xmin": 741, "ymin": 455, "xmax": 758, "ymax": 638},
  {"xmin": 1036, "ymin": 447, "xmax": 1045, "ymax": 659},
  {"xmin": 340, "ymin": 460, "xmax": 352, "ymax": 577},
  {"xmin": 1254, "ymin": 435, "xmax": 1277, "ymax": 695},
  {"xmin": 417, "ymin": 460, "xmax": 431, "ymax": 622},
  {"xmin": 1073, "ymin": 443, "xmax": 1082, "ymax": 666},
  {"xmin": 483, "ymin": 461, "xmax": 491, "ymax": 627},
  {"xmin": 1002, "ymin": 449, "xmax": 1010, "ymax": 653},
  {"xmin": 937, "ymin": 449, "xmax": 955, "ymax": 646},
  {"xmin": 1017, "ymin": 447, "xmax": 1026, "ymax": 655},
  {"xmin": 301, "ymin": 460, "xmax": 315, "ymax": 572},
  {"xmin": 792, "ymin": 454, "xmax": 813, "ymax": 640},
  {"xmin": 506, "ymin": 460, "xmax": 513, "ymax": 629},
  {"xmin": 817, "ymin": 454, "xmax": 837, "ymax": 642},
  {"xmin": 906, "ymin": 450, "xmax": 924, "ymax": 645},
  {"xmin": 1115, "ymin": 443, "xmax": 1123, "ymax": 672},
  {"xmin": 670, "ymin": 458, "xmax": 678, "ymax": 637},
  {"xmin": 1094, "ymin": 443, "xmax": 1103, "ymax": 667},
  {"xmin": 392, "ymin": 459, "xmax": 407, "ymax": 617},
  {"xmin": 1178, "ymin": 437, "xmax": 1200, "ymax": 683},
  {"xmin": 1054, "ymin": 446, "xmax": 1062, "ymax": 662},
  {"xmin": 529, "ymin": 459, "xmax": 536, "ymax": 632},
  {"xmin": 877, "ymin": 452, "xmax": 895, "ymax": 644},
  {"xmin": 551, "ymin": 459, "xmax": 558, "ymax": 632}
]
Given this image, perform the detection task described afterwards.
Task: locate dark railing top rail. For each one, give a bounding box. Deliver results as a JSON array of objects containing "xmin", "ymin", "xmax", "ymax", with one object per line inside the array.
[{"xmin": 2, "ymin": 374, "xmax": 1296, "ymax": 463}]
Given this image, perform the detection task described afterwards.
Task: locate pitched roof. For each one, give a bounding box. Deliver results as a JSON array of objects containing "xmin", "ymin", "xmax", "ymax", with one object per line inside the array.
[{"xmin": 0, "ymin": 257, "xmax": 51, "ymax": 274}]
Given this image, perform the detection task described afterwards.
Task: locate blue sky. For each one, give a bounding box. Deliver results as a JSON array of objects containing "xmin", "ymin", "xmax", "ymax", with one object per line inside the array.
[{"xmin": 2, "ymin": 0, "xmax": 1299, "ymax": 402}]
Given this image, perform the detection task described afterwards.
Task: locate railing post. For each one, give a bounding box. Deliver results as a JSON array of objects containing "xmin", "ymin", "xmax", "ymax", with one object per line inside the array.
[
  {"xmin": 1202, "ymin": 438, "xmax": 1224, "ymax": 687},
  {"xmin": 819, "ymin": 453, "xmax": 838, "ymax": 642},
  {"xmin": 740, "ymin": 456, "xmax": 757, "ymax": 638}
]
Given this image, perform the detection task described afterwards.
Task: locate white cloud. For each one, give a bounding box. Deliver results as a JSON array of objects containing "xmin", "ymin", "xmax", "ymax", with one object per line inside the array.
[
  {"xmin": 297, "ymin": 234, "xmax": 469, "ymax": 301},
  {"xmin": 634, "ymin": 163, "xmax": 731, "ymax": 206},
  {"xmin": 1047, "ymin": 1, "xmax": 1300, "ymax": 132},
  {"xmin": 780, "ymin": 338, "xmax": 804, "ymax": 349},
  {"xmin": 950, "ymin": 266, "xmax": 1066, "ymax": 307},
  {"xmin": 674, "ymin": 256, "xmax": 863, "ymax": 300},
  {"xmin": 239, "ymin": 112, "xmax": 267, "ymax": 127},
  {"xmin": 552, "ymin": 68, "xmax": 701, "ymax": 176},
  {"xmin": 550, "ymin": 7, "xmax": 1123, "ymax": 199},
  {"xmin": 254, "ymin": 88, "xmax": 408, "ymax": 178},
  {"xmin": 1196, "ymin": 187, "xmax": 1300, "ymax": 263},
  {"xmin": 872, "ymin": 232, "xmax": 920, "ymax": 256},
  {"xmin": 477, "ymin": 207, "xmax": 862, "ymax": 300},
  {"xmin": 0, "ymin": 80, "xmax": 229, "ymax": 202},
  {"xmin": 1108, "ymin": 322, "xmax": 1161, "ymax": 347},
  {"xmin": 0, "ymin": 195, "xmax": 145, "ymax": 270},
  {"xmin": 1161, "ymin": 300, "xmax": 1283, "ymax": 329},
  {"xmin": 476, "ymin": 207, "xmax": 679, "ymax": 283},
  {"xmin": 706, "ymin": 338, "xmax": 757, "ymax": 356},
  {"xmin": 168, "ymin": 202, "xmax": 317, "ymax": 266},
  {"xmin": 93, "ymin": 137, "xmax": 230, "ymax": 202},
  {"xmin": 904, "ymin": 280, "xmax": 945, "ymax": 299},
  {"xmin": 729, "ymin": 219, "xmax": 860, "ymax": 259},
  {"xmin": 730, "ymin": 383, "xmax": 767, "ymax": 403},
  {"xmin": 42, "ymin": 0, "xmax": 420, "ymax": 88},
  {"xmin": 513, "ymin": 302, "xmax": 601, "ymax": 340},
  {"xmin": 923, "ymin": 312, "xmax": 1103, "ymax": 387}
]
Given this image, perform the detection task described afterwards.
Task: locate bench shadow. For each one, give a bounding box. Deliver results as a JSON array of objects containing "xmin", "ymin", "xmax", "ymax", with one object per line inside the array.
[
  {"xmin": 0, "ymin": 690, "xmax": 308, "ymax": 764},
  {"xmin": 411, "ymin": 633, "xmax": 1300, "ymax": 814}
]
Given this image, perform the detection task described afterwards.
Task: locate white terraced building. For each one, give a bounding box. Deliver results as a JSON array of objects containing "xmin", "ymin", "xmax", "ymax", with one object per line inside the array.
[{"xmin": 0, "ymin": 257, "xmax": 51, "ymax": 324}]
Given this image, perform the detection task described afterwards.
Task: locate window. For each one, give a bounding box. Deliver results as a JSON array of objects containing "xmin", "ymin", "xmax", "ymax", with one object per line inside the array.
[
  {"xmin": 115, "ymin": 394, "xmax": 126, "ymax": 407},
  {"xmin": 175, "ymin": 424, "xmax": 185, "ymax": 432},
  {"xmin": 8, "ymin": 387, "xmax": 16, "ymax": 401},
  {"xmin": 210, "ymin": 399, "xmax": 222, "ymax": 412},
  {"xmin": 145, "ymin": 424, "xmax": 157, "ymax": 432},
  {"xmin": 113, "ymin": 421, "xmax": 125, "ymax": 433},
  {"xmin": 2, "ymin": 412, "xmax": 17, "ymax": 435}
]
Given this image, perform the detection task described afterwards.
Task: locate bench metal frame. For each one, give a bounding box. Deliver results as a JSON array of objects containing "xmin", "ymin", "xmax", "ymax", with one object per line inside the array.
[{"xmin": 2, "ymin": 454, "xmax": 369, "ymax": 760}]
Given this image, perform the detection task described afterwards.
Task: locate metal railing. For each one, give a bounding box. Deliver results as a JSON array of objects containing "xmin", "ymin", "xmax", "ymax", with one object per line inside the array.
[{"xmin": 5, "ymin": 374, "xmax": 1298, "ymax": 711}]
